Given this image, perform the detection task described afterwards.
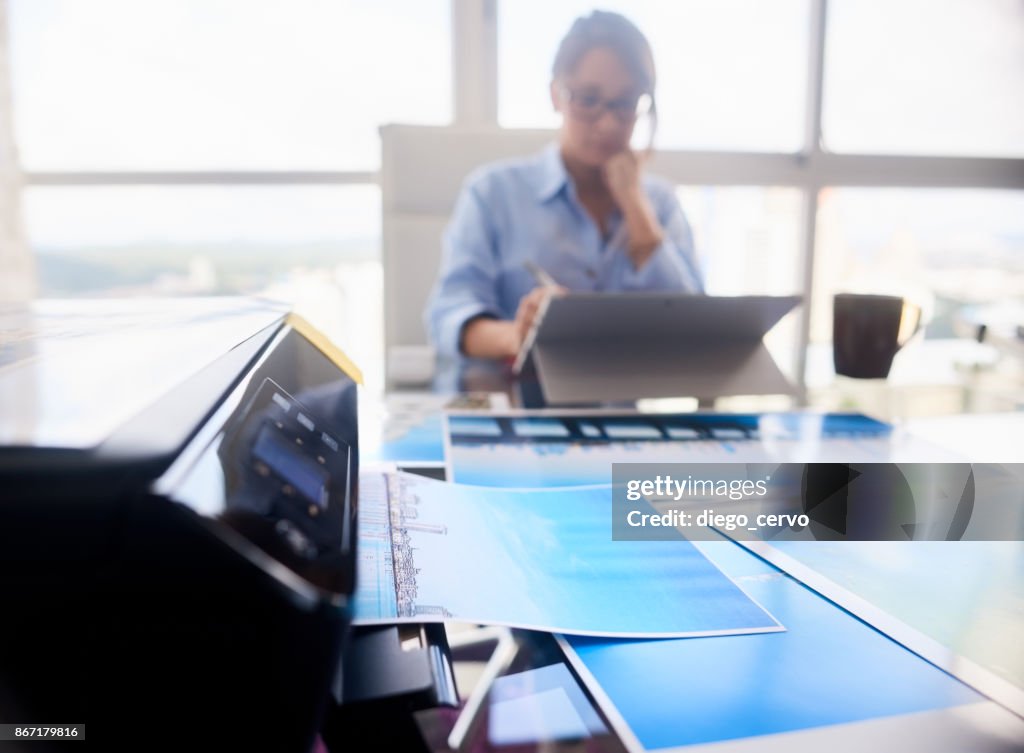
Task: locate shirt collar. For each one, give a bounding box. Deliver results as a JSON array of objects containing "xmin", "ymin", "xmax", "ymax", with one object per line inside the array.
[{"xmin": 534, "ymin": 143, "xmax": 570, "ymax": 203}]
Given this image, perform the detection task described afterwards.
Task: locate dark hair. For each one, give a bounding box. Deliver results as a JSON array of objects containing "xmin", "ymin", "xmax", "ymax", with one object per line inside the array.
[{"xmin": 551, "ymin": 10, "xmax": 656, "ymax": 95}]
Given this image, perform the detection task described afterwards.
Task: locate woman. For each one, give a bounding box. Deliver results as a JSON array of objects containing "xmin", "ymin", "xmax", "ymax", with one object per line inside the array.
[{"xmin": 426, "ymin": 10, "xmax": 703, "ymax": 361}]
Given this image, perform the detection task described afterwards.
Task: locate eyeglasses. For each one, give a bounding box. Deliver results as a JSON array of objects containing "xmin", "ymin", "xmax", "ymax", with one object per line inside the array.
[{"xmin": 559, "ymin": 86, "xmax": 654, "ymax": 124}]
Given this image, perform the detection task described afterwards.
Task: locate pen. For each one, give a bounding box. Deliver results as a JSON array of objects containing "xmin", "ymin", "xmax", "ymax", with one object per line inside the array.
[
  {"xmin": 512, "ymin": 292, "xmax": 553, "ymax": 375},
  {"xmin": 513, "ymin": 263, "xmax": 560, "ymax": 374}
]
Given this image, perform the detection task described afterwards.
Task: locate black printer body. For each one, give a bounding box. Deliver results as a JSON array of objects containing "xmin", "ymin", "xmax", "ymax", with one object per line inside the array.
[{"xmin": 0, "ymin": 299, "xmax": 360, "ymax": 752}]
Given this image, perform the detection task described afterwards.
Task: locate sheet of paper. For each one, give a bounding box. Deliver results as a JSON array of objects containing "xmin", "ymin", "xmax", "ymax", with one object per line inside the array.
[
  {"xmin": 559, "ymin": 539, "xmax": 990, "ymax": 753},
  {"xmin": 444, "ymin": 411, "xmax": 963, "ymax": 487},
  {"xmin": 352, "ymin": 470, "xmax": 782, "ymax": 638},
  {"xmin": 747, "ymin": 540, "xmax": 1024, "ymax": 717}
]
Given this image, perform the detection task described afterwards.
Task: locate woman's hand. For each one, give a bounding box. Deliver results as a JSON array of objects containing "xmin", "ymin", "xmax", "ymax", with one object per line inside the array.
[
  {"xmin": 512, "ymin": 286, "xmax": 555, "ymax": 351},
  {"xmin": 603, "ymin": 150, "xmax": 665, "ymax": 269},
  {"xmin": 602, "ymin": 150, "xmax": 645, "ymax": 210},
  {"xmin": 460, "ymin": 285, "xmax": 565, "ymax": 360}
]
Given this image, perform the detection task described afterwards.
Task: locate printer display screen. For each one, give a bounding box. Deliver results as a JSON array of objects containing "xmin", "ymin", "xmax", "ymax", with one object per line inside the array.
[
  {"xmin": 167, "ymin": 332, "xmax": 359, "ymax": 598},
  {"xmin": 251, "ymin": 422, "xmax": 330, "ymax": 509}
]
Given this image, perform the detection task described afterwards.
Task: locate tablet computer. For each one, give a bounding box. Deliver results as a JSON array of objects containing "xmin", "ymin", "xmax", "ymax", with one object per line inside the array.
[{"xmin": 514, "ymin": 293, "xmax": 801, "ymax": 404}]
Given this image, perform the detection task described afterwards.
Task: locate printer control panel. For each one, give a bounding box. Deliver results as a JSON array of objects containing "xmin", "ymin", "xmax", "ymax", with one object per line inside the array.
[
  {"xmin": 165, "ymin": 322, "xmax": 360, "ymax": 601},
  {"xmin": 226, "ymin": 378, "xmax": 351, "ymax": 558}
]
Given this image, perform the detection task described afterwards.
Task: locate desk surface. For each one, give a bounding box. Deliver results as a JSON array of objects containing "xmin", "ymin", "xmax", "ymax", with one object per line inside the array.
[
  {"xmin": 361, "ymin": 399, "xmax": 1024, "ymax": 752},
  {"xmin": 900, "ymin": 412, "xmax": 1024, "ymax": 462}
]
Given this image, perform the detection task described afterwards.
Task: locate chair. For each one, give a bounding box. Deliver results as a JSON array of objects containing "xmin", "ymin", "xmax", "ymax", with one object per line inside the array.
[{"xmin": 380, "ymin": 124, "xmax": 553, "ymax": 386}]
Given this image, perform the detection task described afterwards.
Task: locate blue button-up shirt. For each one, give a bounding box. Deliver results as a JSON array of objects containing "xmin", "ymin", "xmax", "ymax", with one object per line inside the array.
[{"xmin": 425, "ymin": 143, "xmax": 704, "ymax": 357}]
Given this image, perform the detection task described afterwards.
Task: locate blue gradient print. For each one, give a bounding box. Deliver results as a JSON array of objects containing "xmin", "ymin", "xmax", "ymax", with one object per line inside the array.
[
  {"xmin": 566, "ymin": 541, "xmax": 982, "ymax": 749},
  {"xmin": 353, "ymin": 473, "xmax": 780, "ymax": 637}
]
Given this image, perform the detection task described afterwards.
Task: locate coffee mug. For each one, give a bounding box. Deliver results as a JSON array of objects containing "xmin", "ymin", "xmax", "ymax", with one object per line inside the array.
[{"xmin": 833, "ymin": 293, "xmax": 922, "ymax": 379}]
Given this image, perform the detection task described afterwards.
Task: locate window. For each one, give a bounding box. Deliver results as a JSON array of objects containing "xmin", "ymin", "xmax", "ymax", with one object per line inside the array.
[
  {"xmin": 24, "ymin": 184, "xmax": 384, "ymax": 384},
  {"xmin": 25, "ymin": 185, "xmax": 380, "ymax": 294},
  {"xmin": 679, "ymin": 185, "xmax": 804, "ymax": 379},
  {"xmin": 499, "ymin": 0, "xmax": 809, "ymax": 152},
  {"xmin": 823, "ymin": 0, "xmax": 1024, "ymax": 157},
  {"xmin": 679, "ymin": 186, "xmax": 803, "ymax": 297},
  {"xmin": 8, "ymin": 0, "xmax": 1023, "ymax": 396},
  {"xmin": 9, "ymin": 0, "xmax": 450, "ymax": 387},
  {"xmin": 811, "ymin": 188, "xmax": 1024, "ymax": 341},
  {"xmin": 10, "ymin": 0, "xmax": 452, "ymax": 170}
]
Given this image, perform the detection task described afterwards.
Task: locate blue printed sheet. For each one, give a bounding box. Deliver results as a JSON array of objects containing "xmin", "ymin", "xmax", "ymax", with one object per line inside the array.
[
  {"xmin": 353, "ymin": 471, "xmax": 781, "ymax": 638},
  {"xmin": 562, "ymin": 539, "xmax": 983, "ymax": 751},
  {"xmin": 764, "ymin": 540, "xmax": 1024, "ymax": 694},
  {"xmin": 442, "ymin": 411, "xmax": 946, "ymax": 488}
]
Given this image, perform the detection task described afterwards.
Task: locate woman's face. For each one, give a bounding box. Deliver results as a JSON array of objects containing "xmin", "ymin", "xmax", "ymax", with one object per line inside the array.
[{"xmin": 552, "ymin": 46, "xmax": 644, "ymax": 168}]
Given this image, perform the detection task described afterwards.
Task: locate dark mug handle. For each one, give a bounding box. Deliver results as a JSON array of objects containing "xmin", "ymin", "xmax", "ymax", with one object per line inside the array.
[{"xmin": 897, "ymin": 300, "xmax": 922, "ymax": 349}]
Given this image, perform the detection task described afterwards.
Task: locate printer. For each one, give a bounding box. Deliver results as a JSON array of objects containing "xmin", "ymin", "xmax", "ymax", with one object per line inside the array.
[{"xmin": 0, "ymin": 298, "xmax": 360, "ymax": 751}]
